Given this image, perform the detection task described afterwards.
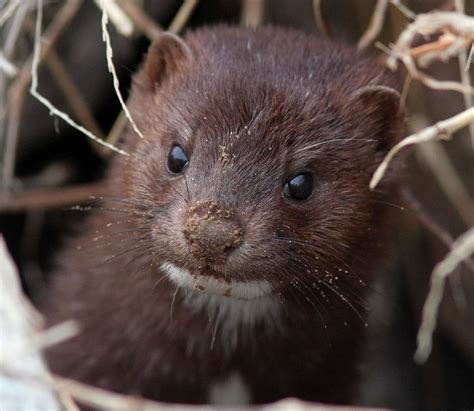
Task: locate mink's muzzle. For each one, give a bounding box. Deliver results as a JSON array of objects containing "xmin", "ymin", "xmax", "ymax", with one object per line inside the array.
[{"xmin": 182, "ymin": 200, "xmax": 243, "ymax": 265}]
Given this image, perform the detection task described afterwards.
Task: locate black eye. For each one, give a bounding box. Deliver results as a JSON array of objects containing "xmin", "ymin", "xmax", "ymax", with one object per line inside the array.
[
  {"xmin": 167, "ymin": 144, "xmax": 189, "ymax": 174},
  {"xmin": 283, "ymin": 173, "xmax": 313, "ymax": 201}
]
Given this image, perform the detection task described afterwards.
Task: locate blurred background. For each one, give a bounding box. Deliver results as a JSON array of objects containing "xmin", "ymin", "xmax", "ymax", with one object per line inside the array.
[{"xmin": 0, "ymin": 0, "xmax": 473, "ymax": 409}]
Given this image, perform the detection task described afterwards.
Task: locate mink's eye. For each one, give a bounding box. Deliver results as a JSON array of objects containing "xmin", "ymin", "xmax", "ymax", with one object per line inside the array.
[
  {"xmin": 283, "ymin": 173, "xmax": 313, "ymax": 201},
  {"xmin": 167, "ymin": 144, "xmax": 189, "ymax": 174}
]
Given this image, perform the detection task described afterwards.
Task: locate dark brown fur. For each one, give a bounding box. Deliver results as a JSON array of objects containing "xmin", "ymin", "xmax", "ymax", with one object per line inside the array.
[{"xmin": 42, "ymin": 26, "xmax": 405, "ymax": 405}]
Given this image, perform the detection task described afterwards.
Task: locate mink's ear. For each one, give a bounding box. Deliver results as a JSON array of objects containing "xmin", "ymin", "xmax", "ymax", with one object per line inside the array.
[
  {"xmin": 349, "ymin": 85, "xmax": 403, "ymax": 152},
  {"xmin": 143, "ymin": 32, "xmax": 193, "ymax": 91}
]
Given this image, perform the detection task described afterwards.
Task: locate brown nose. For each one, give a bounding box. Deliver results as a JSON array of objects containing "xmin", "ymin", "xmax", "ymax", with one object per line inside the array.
[{"xmin": 183, "ymin": 201, "xmax": 243, "ymax": 264}]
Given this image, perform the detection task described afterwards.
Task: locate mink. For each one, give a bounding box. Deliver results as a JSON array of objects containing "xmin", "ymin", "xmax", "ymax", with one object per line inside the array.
[{"xmin": 41, "ymin": 25, "xmax": 405, "ymax": 406}]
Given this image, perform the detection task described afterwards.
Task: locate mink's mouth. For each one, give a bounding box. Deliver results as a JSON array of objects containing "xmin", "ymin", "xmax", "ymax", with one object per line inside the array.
[{"xmin": 160, "ymin": 262, "xmax": 273, "ymax": 300}]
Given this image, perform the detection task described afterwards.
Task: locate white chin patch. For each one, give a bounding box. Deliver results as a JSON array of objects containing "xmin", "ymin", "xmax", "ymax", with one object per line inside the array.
[
  {"xmin": 160, "ymin": 262, "xmax": 281, "ymax": 348},
  {"xmin": 160, "ymin": 262, "xmax": 273, "ymax": 300}
]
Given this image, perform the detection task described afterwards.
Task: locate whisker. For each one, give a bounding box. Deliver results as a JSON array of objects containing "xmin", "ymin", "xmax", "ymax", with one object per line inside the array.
[
  {"xmin": 319, "ymin": 279, "xmax": 367, "ymax": 327},
  {"xmin": 210, "ymin": 317, "xmax": 219, "ymax": 351},
  {"xmin": 183, "ymin": 174, "xmax": 191, "ymax": 201},
  {"xmin": 366, "ymin": 198, "xmax": 409, "ymax": 213},
  {"xmin": 273, "ymin": 236, "xmax": 365, "ymax": 285},
  {"xmin": 153, "ymin": 273, "xmax": 169, "ymax": 289},
  {"xmin": 296, "ymin": 138, "xmax": 378, "ymax": 154},
  {"xmin": 165, "ymin": 180, "xmax": 187, "ymax": 203},
  {"xmin": 89, "ymin": 196, "xmax": 151, "ymax": 209},
  {"xmin": 86, "ymin": 206, "xmax": 151, "ymax": 217},
  {"xmin": 291, "ymin": 275, "xmax": 332, "ymax": 347},
  {"xmin": 170, "ymin": 284, "xmax": 180, "ymax": 323},
  {"xmin": 100, "ymin": 241, "xmax": 156, "ymax": 265}
]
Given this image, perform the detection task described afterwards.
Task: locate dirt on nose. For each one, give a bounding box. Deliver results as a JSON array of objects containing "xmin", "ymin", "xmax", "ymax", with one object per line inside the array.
[{"xmin": 183, "ymin": 201, "xmax": 243, "ymax": 263}]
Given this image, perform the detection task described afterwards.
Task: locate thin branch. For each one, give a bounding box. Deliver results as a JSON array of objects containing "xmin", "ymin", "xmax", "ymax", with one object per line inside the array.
[
  {"xmin": 358, "ymin": 0, "xmax": 389, "ymax": 50},
  {"xmin": 45, "ymin": 49, "xmax": 105, "ymax": 139},
  {"xmin": 114, "ymin": 0, "xmax": 162, "ymax": 40},
  {"xmin": 416, "ymin": 139, "xmax": 474, "ymax": 226},
  {"xmin": 2, "ymin": 0, "xmax": 84, "ymax": 193},
  {"xmin": 414, "ymin": 227, "xmax": 474, "ymax": 364},
  {"xmin": 409, "ymin": 34, "xmax": 457, "ymax": 59},
  {"xmin": 312, "ymin": 0, "xmax": 332, "ymax": 38},
  {"xmin": 454, "ymin": 0, "xmax": 465, "ymax": 13},
  {"xmin": 168, "ymin": 0, "xmax": 199, "ymax": 34},
  {"xmin": 3, "ymin": 0, "xmax": 29, "ymax": 58},
  {"xmin": 97, "ymin": 0, "xmax": 199, "ymax": 153},
  {"xmin": 386, "ymin": 11, "xmax": 474, "ymax": 94},
  {"xmin": 466, "ymin": 44, "xmax": 473, "ymax": 69},
  {"xmin": 389, "ymin": 0, "xmax": 415, "ymax": 20},
  {"xmin": 242, "ymin": 0, "xmax": 265, "ymax": 28},
  {"xmin": 0, "ymin": 183, "xmax": 104, "ymax": 213},
  {"xmin": 401, "ymin": 188, "xmax": 474, "ymax": 270},
  {"xmin": 399, "ymin": 73, "xmax": 411, "ymax": 112},
  {"xmin": 402, "ymin": 184, "xmax": 471, "ymax": 312},
  {"xmin": 30, "ymin": 0, "xmax": 127, "ymax": 156},
  {"xmin": 2, "ymin": 84, "xmax": 24, "ymax": 193},
  {"xmin": 405, "ymin": 59, "xmax": 473, "ymax": 94},
  {"xmin": 0, "ymin": 52, "xmax": 17, "ymax": 77},
  {"xmin": 93, "ymin": 0, "xmax": 133, "ymax": 37},
  {"xmin": 100, "ymin": 0, "xmax": 199, "ymax": 156},
  {"xmin": 100, "ymin": 0, "xmax": 143, "ymax": 139},
  {"xmin": 98, "ymin": 109, "xmax": 127, "ymax": 156},
  {"xmin": 370, "ymin": 107, "xmax": 474, "ymax": 189},
  {"xmin": 4, "ymin": 321, "xmax": 79, "ymax": 362},
  {"xmin": 36, "ymin": 321, "xmax": 80, "ymax": 353},
  {"xmin": 0, "ymin": 0, "xmax": 22, "ymax": 27},
  {"xmin": 57, "ymin": 391, "xmax": 81, "ymax": 411},
  {"xmin": 453, "ymin": 0, "xmax": 473, "ymax": 145}
]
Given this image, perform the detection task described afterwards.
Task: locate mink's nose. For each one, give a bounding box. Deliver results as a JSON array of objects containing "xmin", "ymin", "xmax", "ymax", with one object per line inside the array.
[{"xmin": 183, "ymin": 201, "xmax": 243, "ymax": 264}]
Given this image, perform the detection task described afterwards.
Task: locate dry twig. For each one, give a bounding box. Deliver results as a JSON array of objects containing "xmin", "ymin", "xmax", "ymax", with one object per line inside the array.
[
  {"xmin": 4, "ymin": 321, "xmax": 79, "ymax": 362},
  {"xmin": 358, "ymin": 0, "xmax": 415, "ymax": 50},
  {"xmin": 242, "ymin": 0, "xmax": 265, "ymax": 28},
  {"xmin": 0, "ymin": 182, "xmax": 104, "ymax": 213},
  {"xmin": 312, "ymin": 0, "xmax": 332, "ymax": 38},
  {"xmin": 29, "ymin": 0, "xmax": 128, "ymax": 156},
  {"xmin": 0, "ymin": 0, "xmax": 22, "ymax": 27},
  {"xmin": 401, "ymin": 188, "xmax": 474, "ymax": 270},
  {"xmin": 416, "ymin": 139, "xmax": 474, "ymax": 226},
  {"xmin": 98, "ymin": 109, "xmax": 128, "ymax": 156},
  {"xmin": 2, "ymin": 0, "xmax": 29, "ymax": 58},
  {"xmin": 115, "ymin": 0, "xmax": 162, "ymax": 40},
  {"xmin": 390, "ymin": 0, "xmax": 415, "ymax": 20},
  {"xmin": 2, "ymin": 0, "xmax": 84, "ymax": 193},
  {"xmin": 386, "ymin": 11, "xmax": 474, "ymax": 94},
  {"xmin": 453, "ymin": 0, "xmax": 474, "ymax": 145},
  {"xmin": 168, "ymin": 0, "xmax": 199, "ymax": 34},
  {"xmin": 358, "ymin": 0, "xmax": 389, "ymax": 50},
  {"xmin": 45, "ymin": 49, "xmax": 105, "ymax": 138},
  {"xmin": 93, "ymin": 0, "xmax": 133, "ymax": 36},
  {"xmin": 414, "ymin": 227, "xmax": 474, "ymax": 364},
  {"xmin": 99, "ymin": 0, "xmax": 199, "ymax": 155},
  {"xmin": 467, "ymin": 44, "xmax": 473, "ymax": 69},
  {"xmin": 370, "ymin": 107, "xmax": 474, "ymax": 190},
  {"xmin": 100, "ymin": 0, "xmax": 143, "ymax": 139},
  {"xmin": 0, "ymin": 52, "xmax": 17, "ymax": 77}
]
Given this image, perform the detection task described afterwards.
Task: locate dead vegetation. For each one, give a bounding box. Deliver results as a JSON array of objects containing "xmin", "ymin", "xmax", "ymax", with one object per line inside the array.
[{"xmin": 0, "ymin": 0, "xmax": 473, "ymax": 409}]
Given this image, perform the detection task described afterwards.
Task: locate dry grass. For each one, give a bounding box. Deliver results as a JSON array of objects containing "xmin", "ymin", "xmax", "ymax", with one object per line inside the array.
[{"xmin": 0, "ymin": 0, "xmax": 473, "ymax": 409}]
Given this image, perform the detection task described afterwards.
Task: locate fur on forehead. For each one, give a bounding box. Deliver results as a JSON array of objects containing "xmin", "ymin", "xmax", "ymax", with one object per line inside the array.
[{"xmin": 131, "ymin": 26, "xmax": 403, "ymax": 169}]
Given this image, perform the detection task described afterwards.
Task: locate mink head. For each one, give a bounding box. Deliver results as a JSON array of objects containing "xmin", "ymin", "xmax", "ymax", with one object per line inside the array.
[{"xmin": 112, "ymin": 27, "xmax": 405, "ymax": 301}]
